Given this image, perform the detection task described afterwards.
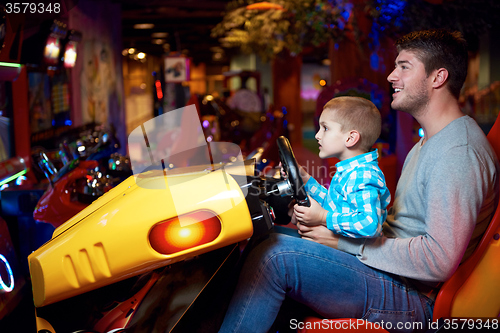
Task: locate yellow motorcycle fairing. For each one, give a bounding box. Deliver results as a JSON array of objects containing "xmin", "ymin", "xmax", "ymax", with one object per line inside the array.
[{"xmin": 29, "ymin": 167, "xmax": 253, "ymax": 308}]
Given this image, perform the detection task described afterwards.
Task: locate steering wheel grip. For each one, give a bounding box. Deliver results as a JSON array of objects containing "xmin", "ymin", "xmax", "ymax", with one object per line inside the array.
[{"xmin": 276, "ymin": 136, "xmax": 310, "ymax": 207}]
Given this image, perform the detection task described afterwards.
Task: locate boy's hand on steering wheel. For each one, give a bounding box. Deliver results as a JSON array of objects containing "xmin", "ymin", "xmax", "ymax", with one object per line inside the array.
[
  {"xmin": 278, "ymin": 162, "xmax": 286, "ymax": 179},
  {"xmin": 293, "ymin": 197, "xmax": 327, "ymax": 227},
  {"xmin": 278, "ymin": 162, "xmax": 311, "ymax": 184}
]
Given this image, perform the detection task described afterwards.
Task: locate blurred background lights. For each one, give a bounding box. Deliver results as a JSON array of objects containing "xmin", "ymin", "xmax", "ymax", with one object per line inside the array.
[
  {"xmin": 133, "ymin": 23, "xmax": 154, "ymax": 29},
  {"xmin": 151, "ymin": 32, "xmax": 168, "ymax": 38}
]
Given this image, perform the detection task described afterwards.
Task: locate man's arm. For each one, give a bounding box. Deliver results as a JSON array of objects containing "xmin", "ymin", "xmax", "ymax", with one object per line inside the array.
[{"xmin": 339, "ymin": 147, "xmax": 495, "ymax": 282}]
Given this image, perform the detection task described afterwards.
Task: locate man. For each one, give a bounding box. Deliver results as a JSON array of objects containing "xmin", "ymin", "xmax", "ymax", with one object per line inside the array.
[{"xmin": 218, "ymin": 29, "xmax": 499, "ymax": 333}]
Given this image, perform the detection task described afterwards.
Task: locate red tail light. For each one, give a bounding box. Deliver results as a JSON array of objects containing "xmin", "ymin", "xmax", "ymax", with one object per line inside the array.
[{"xmin": 149, "ymin": 211, "xmax": 221, "ymax": 255}]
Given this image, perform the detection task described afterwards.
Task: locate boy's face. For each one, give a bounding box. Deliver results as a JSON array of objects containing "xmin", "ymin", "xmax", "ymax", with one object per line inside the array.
[{"xmin": 315, "ymin": 109, "xmax": 349, "ymax": 160}]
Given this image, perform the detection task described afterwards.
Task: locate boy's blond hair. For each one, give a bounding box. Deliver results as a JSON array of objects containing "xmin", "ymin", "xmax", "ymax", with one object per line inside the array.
[{"xmin": 323, "ymin": 96, "xmax": 381, "ymax": 152}]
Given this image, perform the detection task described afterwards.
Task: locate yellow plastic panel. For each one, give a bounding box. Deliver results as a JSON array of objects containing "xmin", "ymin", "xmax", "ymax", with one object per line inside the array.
[
  {"xmin": 51, "ymin": 175, "xmax": 139, "ymax": 238},
  {"xmin": 36, "ymin": 314, "xmax": 56, "ymax": 333},
  {"xmin": 29, "ymin": 169, "xmax": 253, "ymax": 307},
  {"xmin": 451, "ymin": 226, "xmax": 500, "ymax": 317}
]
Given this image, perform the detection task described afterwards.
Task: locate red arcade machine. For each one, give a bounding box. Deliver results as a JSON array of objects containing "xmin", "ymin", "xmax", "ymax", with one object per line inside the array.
[
  {"xmin": 0, "ymin": 4, "xmax": 31, "ymax": 323},
  {"xmin": 22, "ymin": 19, "xmax": 69, "ymax": 132},
  {"xmin": 0, "ymin": 7, "xmax": 80, "ymax": 330},
  {"xmin": 2, "ymin": 18, "xmax": 83, "ymax": 269}
]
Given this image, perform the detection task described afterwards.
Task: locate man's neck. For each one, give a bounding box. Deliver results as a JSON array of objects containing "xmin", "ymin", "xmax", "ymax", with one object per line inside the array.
[{"xmin": 415, "ymin": 94, "xmax": 464, "ymax": 144}]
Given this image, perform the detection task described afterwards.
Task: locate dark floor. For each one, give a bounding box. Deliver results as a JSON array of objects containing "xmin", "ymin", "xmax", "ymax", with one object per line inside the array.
[{"xmin": 0, "ymin": 280, "xmax": 37, "ymax": 333}]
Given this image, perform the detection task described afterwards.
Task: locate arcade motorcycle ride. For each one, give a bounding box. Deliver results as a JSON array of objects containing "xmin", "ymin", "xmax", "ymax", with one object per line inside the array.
[
  {"xmin": 29, "ymin": 135, "xmax": 307, "ymax": 333},
  {"xmin": 32, "ymin": 127, "xmax": 131, "ymax": 229}
]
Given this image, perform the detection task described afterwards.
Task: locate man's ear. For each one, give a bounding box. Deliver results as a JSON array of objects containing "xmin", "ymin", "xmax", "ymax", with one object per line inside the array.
[
  {"xmin": 345, "ymin": 130, "xmax": 360, "ymax": 148},
  {"xmin": 432, "ymin": 68, "xmax": 449, "ymax": 89}
]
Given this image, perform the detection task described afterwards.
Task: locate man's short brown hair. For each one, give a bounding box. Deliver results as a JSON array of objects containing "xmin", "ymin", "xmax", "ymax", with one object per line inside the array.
[
  {"xmin": 395, "ymin": 29, "xmax": 468, "ymax": 99},
  {"xmin": 323, "ymin": 96, "xmax": 382, "ymax": 152}
]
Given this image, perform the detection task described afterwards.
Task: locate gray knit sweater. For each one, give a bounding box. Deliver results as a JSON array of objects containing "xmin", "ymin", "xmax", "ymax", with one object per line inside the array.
[{"xmin": 338, "ymin": 116, "xmax": 499, "ymax": 284}]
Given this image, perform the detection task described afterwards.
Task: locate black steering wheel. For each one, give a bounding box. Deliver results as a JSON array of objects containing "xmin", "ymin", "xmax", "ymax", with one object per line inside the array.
[{"xmin": 276, "ymin": 136, "xmax": 310, "ymax": 207}]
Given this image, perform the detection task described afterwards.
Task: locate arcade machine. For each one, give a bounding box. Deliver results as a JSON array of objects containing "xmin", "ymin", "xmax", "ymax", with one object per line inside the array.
[
  {"xmin": 1, "ymin": 18, "xmax": 69, "ymax": 271},
  {"xmin": 1, "ymin": 10, "xmax": 82, "ymax": 329},
  {"xmin": 4, "ymin": 17, "xmax": 81, "ymax": 256},
  {"xmin": 23, "ymin": 19, "xmax": 70, "ymax": 133},
  {"xmin": 0, "ymin": 4, "xmax": 32, "ymax": 326},
  {"xmin": 24, "ymin": 23, "xmax": 84, "ymax": 165}
]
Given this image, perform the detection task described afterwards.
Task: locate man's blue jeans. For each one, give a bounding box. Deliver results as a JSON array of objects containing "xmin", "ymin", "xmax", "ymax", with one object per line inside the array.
[{"xmin": 219, "ymin": 233, "xmax": 434, "ymax": 333}]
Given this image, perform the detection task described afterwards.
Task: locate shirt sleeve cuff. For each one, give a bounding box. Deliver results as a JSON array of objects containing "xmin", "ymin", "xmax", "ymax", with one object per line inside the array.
[
  {"xmin": 326, "ymin": 211, "xmax": 334, "ymax": 230},
  {"xmin": 337, "ymin": 236, "xmax": 364, "ymax": 256}
]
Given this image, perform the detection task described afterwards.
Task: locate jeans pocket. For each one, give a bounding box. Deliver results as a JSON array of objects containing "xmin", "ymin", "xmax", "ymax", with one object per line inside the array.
[{"xmin": 361, "ymin": 308, "xmax": 418, "ymax": 333}]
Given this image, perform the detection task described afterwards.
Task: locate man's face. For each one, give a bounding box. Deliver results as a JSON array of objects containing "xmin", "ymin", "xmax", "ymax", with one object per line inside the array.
[{"xmin": 387, "ymin": 50, "xmax": 431, "ymax": 116}]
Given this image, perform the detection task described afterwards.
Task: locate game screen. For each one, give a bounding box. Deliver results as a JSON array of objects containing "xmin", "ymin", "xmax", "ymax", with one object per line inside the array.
[{"xmin": 28, "ymin": 72, "xmax": 53, "ymax": 133}]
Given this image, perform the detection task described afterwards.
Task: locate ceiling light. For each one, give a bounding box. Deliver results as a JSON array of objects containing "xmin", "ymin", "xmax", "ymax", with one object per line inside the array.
[
  {"xmin": 152, "ymin": 32, "xmax": 168, "ymax": 38},
  {"xmin": 134, "ymin": 23, "xmax": 154, "ymax": 29},
  {"xmin": 128, "ymin": 48, "xmax": 136, "ymax": 54},
  {"xmin": 210, "ymin": 46, "xmax": 224, "ymax": 53},
  {"xmin": 246, "ymin": 2, "xmax": 284, "ymax": 10},
  {"xmin": 212, "ymin": 52, "xmax": 223, "ymax": 61},
  {"xmin": 152, "ymin": 39, "xmax": 166, "ymax": 45},
  {"xmin": 137, "ymin": 52, "xmax": 146, "ymax": 59}
]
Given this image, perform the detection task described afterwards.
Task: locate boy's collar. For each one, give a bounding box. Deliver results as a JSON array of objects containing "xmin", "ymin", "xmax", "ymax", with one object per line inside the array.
[{"xmin": 335, "ymin": 149, "xmax": 378, "ymax": 172}]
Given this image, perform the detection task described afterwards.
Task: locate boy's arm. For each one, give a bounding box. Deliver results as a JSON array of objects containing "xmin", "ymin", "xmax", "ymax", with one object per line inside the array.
[
  {"xmin": 303, "ymin": 176, "xmax": 328, "ymax": 206},
  {"xmin": 280, "ymin": 164, "xmax": 311, "ymax": 183},
  {"xmin": 326, "ymin": 168, "xmax": 390, "ymax": 238},
  {"xmin": 294, "ymin": 175, "xmax": 330, "ymax": 226},
  {"xmin": 298, "ymin": 165, "xmax": 311, "ymax": 184}
]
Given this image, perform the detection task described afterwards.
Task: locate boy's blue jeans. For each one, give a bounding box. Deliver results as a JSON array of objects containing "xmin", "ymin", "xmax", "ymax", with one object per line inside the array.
[{"xmin": 219, "ymin": 232, "xmax": 434, "ymax": 333}]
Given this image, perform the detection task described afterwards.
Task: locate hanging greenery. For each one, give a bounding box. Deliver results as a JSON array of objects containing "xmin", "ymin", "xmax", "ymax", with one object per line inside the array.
[
  {"xmin": 211, "ymin": 0, "xmax": 356, "ymax": 61},
  {"xmin": 212, "ymin": 0, "xmax": 500, "ymax": 61}
]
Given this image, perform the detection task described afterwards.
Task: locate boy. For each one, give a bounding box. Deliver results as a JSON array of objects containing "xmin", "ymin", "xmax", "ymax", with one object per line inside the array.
[{"xmin": 293, "ymin": 96, "xmax": 391, "ymax": 238}]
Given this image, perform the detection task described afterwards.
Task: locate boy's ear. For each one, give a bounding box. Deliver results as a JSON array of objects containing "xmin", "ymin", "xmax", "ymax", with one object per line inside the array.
[{"xmin": 345, "ymin": 130, "xmax": 360, "ymax": 148}]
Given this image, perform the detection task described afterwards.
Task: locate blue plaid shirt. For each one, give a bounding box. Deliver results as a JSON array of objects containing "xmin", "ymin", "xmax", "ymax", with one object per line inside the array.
[{"xmin": 304, "ymin": 150, "xmax": 391, "ymax": 238}]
